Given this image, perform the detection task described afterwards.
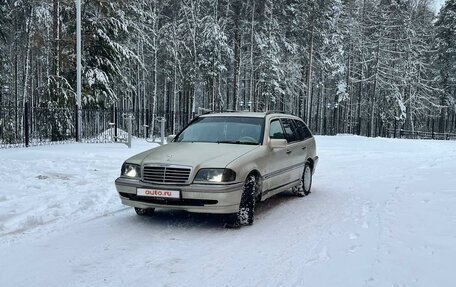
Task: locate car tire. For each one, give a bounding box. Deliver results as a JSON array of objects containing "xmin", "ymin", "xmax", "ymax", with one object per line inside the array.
[
  {"xmin": 225, "ymin": 174, "xmax": 257, "ymax": 228},
  {"xmin": 292, "ymin": 162, "xmax": 312, "ymax": 197},
  {"xmin": 134, "ymin": 207, "xmax": 155, "ymax": 216}
]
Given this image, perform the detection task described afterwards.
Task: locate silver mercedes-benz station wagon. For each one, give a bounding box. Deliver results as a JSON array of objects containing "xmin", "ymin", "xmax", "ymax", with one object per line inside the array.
[{"xmin": 115, "ymin": 112, "xmax": 318, "ymax": 227}]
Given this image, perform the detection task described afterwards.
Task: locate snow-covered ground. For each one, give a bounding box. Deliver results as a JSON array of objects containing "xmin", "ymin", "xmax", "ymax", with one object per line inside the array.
[{"xmin": 1, "ymin": 136, "xmax": 455, "ymax": 287}]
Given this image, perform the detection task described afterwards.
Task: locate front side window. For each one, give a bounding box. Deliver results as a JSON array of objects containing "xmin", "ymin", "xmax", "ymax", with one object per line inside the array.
[
  {"xmin": 175, "ymin": 116, "xmax": 264, "ymax": 145},
  {"xmin": 269, "ymin": 120, "xmax": 285, "ymax": 139}
]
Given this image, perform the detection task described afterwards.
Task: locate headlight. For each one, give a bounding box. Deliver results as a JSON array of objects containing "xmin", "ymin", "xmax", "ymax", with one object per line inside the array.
[
  {"xmin": 194, "ymin": 168, "xmax": 236, "ymax": 183},
  {"xmin": 121, "ymin": 163, "xmax": 140, "ymax": 178}
]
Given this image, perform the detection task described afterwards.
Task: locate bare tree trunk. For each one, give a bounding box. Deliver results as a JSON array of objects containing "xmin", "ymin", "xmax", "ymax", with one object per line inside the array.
[
  {"xmin": 232, "ymin": 0, "xmax": 241, "ymax": 110},
  {"xmin": 52, "ymin": 0, "xmax": 60, "ymax": 101},
  {"xmin": 249, "ymin": 0, "xmax": 255, "ymax": 112},
  {"xmin": 218, "ymin": 73, "xmax": 222, "ymax": 110},
  {"xmin": 142, "ymin": 41, "xmax": 147, "ymax": 136},
  {"xmin": 164, "ymin": 77, "xmax": 167, "ymax": 117},
  {"xmin": 237, "ymin": 34, "xmax": 243, "ymax": 110},
  {"xmin": 46, "ymin": 24, "xmax": 51, "ymax": 101},
  {"xmin": 136, "ymin": 39, "xmax": 141, "ymax": 134},
  {"xmin": 357, "ymin": 77, "xmax": 363, "ymax": 135},
  {"xmin": 151, "ymin": 3, "xmax": 157, "ymax": 136},
  {"xmin": 357, "ymin": 0, "xmax": 366, "ymax": 136},
  {"xmin": 172, "ymin": 19, "xmax": 178, "ymax": 134},
  {"xmin": 306, "ymin": 23, "xmax": 315, "ymax": 125},
  {"xmin": 319, "ymin": 76, "xmax": 324, "ymax": 134},
  {"xmin": 212, "ymin": 75, "xmax": 215, "ymax": 110},
  {"xmin": 212, "ymin": 0, "xmax": 218, "ymax": 111},
  {"xmin": 187, "ymin": 0, "xmax": 198, "ymax": 117},
  {"xmin": 14, "ymin": 17, "xmax": 18, "ymax": 136},
  {"xmin": 370, "ymin": 40, "xmax": 380, "ymax": 137},
  {"xmin": 242, "ymin": 65, "xmax": 247, "ymax": 110}
]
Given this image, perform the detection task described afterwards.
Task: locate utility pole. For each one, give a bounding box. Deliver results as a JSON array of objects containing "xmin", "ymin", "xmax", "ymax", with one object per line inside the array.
[{"xmin": 76, "ymin": 0, "xmax": 82, "ymax": 141}]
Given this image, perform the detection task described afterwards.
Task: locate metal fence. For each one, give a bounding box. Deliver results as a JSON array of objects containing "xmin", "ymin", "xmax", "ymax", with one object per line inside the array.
[
  {"xmin": 387, "ymin": 129, "xmax": 456, "ymax": 140},
  {"xmin": 0, "ymin": 103, "xmax": 192, "ymax": 148},
  {"xmin": 2, "ymin": 104, "xmax": 455, "ymax": 149}
]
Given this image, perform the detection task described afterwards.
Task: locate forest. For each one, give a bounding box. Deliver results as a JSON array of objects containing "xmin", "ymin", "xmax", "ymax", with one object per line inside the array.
[{"xmin": 0, "ymin": 0, "xmax": 455, "ymax": 141}]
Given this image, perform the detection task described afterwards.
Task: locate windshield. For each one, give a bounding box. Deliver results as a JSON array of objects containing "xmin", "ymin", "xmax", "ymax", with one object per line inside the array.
[{"xmin": 175, "ymin": 116, "xmax": 264, "ymax": 145}]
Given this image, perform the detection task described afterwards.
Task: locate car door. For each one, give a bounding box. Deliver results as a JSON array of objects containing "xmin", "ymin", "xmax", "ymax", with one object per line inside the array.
[
  {"xmin": 294, "ymin": 118, "xmax": 313, "ymax": 159},
  {"xmin": 280, "ymin": 118, "xmax": 306, "ymax": 182},
  {"xmin": 263, "ymin": 118, "xmax": 292, "ymax": 196}
]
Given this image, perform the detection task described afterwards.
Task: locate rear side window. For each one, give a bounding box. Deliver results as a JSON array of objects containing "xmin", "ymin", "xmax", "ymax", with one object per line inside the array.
[
  {"xmin": 269, "ymin": 120, "xmax": 285, "ymax": 139},
  {"xmin": 293, "ymin": 119, "xmax": 313, "ymax": 140},
  {"xmin": 281, "ymin": 118, "xmax": 299, "ymax": 143}
]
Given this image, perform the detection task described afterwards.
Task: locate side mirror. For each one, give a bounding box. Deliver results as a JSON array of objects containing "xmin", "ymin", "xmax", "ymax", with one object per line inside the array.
[
  {"xmin": 166, "ymin": 135, "xmax": 176, "ymax": 143},
  {"xmin": 269, "ymin": 139, "xmax": 287, "ymax": 149}
]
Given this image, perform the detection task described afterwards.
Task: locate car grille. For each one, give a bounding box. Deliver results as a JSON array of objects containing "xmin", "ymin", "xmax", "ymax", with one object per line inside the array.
[{"xmin": 143, "ymin": 166, "xmax": 191, "ymax": 184}]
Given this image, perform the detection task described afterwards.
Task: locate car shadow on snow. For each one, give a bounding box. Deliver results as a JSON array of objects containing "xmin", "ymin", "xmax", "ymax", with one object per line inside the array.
[
  {"xmin": 133, "ymin": 209, "xmax": 226, "ymax": 229},
  {"xmin": 255, "ymin": 191, "xmax": 303, "ymax": 216},
  {"xmin": 124, "ymin": 190, "xmax": 305, "ymax": 229}
]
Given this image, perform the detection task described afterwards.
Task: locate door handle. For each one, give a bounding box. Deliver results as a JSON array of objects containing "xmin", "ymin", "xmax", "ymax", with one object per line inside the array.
[
  {"xmin": 301, "ymin": 146, "xmax": 307, "ymax": 150},
  {"xmin": 286, "ymin": 150, "xmax": 292, "ymax": 154}
]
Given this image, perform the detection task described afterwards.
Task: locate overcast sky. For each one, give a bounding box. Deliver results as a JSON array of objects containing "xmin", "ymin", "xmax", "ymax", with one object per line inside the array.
[{"xmin": 433, "ymin": 0, "xmax": 445, "ymax": 12}]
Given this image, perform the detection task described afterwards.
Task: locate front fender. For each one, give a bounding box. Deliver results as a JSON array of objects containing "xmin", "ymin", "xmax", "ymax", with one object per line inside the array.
[{"xmin": 225, "ymin": 146, "xmax": 269, "ymax": 197}]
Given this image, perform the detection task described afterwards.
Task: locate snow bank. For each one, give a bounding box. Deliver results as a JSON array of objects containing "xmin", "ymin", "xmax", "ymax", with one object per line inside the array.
[{"xmin": 0, "ymin": 140, "xmax": 156, "ymax": 240}]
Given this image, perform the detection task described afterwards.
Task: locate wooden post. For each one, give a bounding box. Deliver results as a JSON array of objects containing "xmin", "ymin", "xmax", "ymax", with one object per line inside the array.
[
  {"xmin": 24, "ymin": 102, "xmax": 30, "ymax": 147},
  {"xmin": 114, "ymin": 105, "xmax": 118, "ymax": 142}
]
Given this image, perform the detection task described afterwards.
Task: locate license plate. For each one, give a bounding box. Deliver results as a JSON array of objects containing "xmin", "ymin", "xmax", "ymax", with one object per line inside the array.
[{"xmin": 137, "ymin": 188, "xmax": 180, "ymax": 199}]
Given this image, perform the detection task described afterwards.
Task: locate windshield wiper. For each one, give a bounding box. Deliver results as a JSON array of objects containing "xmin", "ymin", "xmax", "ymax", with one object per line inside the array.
[
  {"xmin": 216, "ymin": 140, "xmax": 237, "ymax": 144},
  {"xmin": 236, "ymin": 141, "xmax": 259, "ymax": 145},
  {"xmin": 216, "ymin": 140, "xmax": 258, "ymax": 145}
]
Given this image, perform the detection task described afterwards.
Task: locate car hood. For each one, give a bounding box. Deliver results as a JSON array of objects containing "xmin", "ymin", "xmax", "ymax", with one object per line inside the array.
[{"xmin": 129, "ymin": 142, "xmax": 259, "ymax": 168}]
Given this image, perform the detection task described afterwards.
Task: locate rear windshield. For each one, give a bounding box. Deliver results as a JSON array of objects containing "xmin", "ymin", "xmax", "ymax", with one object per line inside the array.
[{"xmin": 175, "ymin": 116, "xmax": 264, "ymax": 145}]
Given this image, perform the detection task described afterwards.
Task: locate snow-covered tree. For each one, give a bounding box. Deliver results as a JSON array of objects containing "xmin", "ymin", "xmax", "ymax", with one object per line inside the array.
[
  {"xmin": 0, "ymin": 0, "xmax": 454, "ymax": 142},
  {"xmin": 434, "ymin": 0, "xmax": 456, "ymax": 132}
]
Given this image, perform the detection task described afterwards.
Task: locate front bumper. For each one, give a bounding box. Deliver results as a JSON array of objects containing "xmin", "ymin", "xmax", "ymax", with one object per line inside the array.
[{"xmin": 115, "ymin": 177, "xmax": 244, "ymax": 214}]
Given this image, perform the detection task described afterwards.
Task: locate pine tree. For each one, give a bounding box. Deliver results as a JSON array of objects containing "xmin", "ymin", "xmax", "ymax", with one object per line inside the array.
[{"xmin": 434, "ymin": 0, "xmax": 456, "ymax": 133}]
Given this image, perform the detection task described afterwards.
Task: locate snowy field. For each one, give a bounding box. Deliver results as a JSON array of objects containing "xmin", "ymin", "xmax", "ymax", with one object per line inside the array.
[{"xmin": 0, "ymin": 136, "xmax": 455, "ymax": 287}]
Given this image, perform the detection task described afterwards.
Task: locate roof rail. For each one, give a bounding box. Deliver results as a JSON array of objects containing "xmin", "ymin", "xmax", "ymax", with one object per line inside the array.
[
  {"xmin": 265, "ymin": 110, "xmax": 288, "ymax": 115},
  {"xmin": 199, "ymin": 109, "xmax": 244, "ymax": 114},
  {"xmin": 197, "ymin": 107, "xmax": 213, "ymax": 116}
]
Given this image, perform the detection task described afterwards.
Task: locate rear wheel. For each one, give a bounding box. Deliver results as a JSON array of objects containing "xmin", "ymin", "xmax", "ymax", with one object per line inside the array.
[
  {"xmin": 292, "ymin": 162, "xmax": 312, "ymax": 197},
  {"xmin": 225, "ymin": 175, "xmax": 257, "ymax": 228},
  {"xmin": 134, "ymin": 207, "xmax": 155, "ymax": 216}
]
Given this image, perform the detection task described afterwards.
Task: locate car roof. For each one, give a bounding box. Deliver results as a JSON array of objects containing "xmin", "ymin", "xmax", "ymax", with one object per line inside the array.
[
  {"xmin": 200, "ymin": 112, "xmax": 266, "ymax": 118},
  {"xmin": 200, "ymin": 111, "xmax": 302, "ymax": 120}
]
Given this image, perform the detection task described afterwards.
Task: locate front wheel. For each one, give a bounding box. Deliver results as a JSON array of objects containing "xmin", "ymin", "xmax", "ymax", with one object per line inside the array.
[
  {"xmin": 292, "ymin": 162, "xmax": 312, "ymax": 197},
  {"xmin": 225, "ymin": 175, "xmax": 257, "ymax": 228}
]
